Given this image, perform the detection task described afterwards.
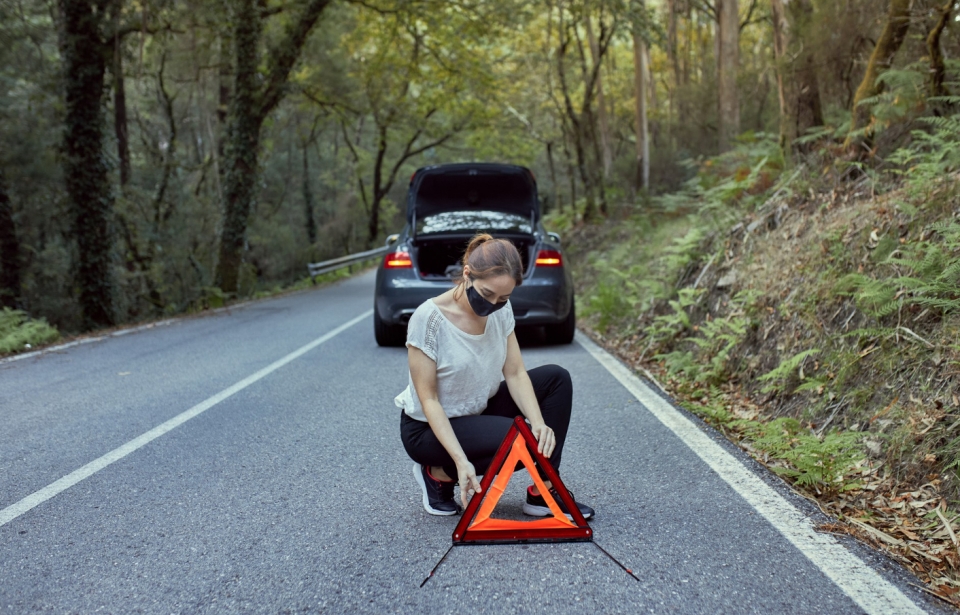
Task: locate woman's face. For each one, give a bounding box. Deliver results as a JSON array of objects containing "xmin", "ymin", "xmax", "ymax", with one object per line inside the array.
[{"xmin": 464, "ymin": 269, "xmax": 515, "ymax": 305}]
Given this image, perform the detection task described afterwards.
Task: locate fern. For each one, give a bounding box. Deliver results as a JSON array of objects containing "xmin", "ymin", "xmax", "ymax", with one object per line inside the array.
[
  {"xmin": 0, "ymin": 308, "xmax": 60, "ymax": 354},
  {"xmin": 757, "ymin": 348, "xmax": 821, "ymax": 394},
  {"xmin": 735, "ymin": 417, "xmax": 864, "ymax": 494}
]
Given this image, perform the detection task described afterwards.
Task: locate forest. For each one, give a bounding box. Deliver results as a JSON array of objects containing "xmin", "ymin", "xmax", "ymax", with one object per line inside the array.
[
  {"xmin": 0, "ymin": 0, "xmax": 911, "ymax": 333},
  {"xmin": 5, "ymin": 0, "xmax": 960, "ymax": 600}
]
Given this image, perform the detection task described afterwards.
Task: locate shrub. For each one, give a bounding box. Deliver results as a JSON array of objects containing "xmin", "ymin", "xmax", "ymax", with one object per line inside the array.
[{"xmin": 0, "ymin": 308, "xmax": 61, "ymax": 355}]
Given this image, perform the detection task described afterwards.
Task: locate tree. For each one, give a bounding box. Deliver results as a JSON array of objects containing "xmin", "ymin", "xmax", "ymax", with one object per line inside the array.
[
  {"xmin": 553, "ymin": 0, "xmax": 623, "ymax": 220},
  {"xmin": 215, "ymin": 0, "xmax": 333, "ymax": 294},
  {"xmin": 926, "ymin": 0, "xmax": 956, "ymax": 100},
  {"xmin": 0, "ymin": 167, "xmax": 21, "ymax": 308},
  {"xmin": 716, "ymin": 0, "xmax": 740, "ymax": 152},
  {"xmin": 632, "ymin": 4, "xmax": 650, "ymax": 192},
  {"xmin": 771, "ymin": 0, "xmax": 823, "ymax": 157},
  {"xmin": 59, "ymin": 0, "xmax": 117, "ymax": 329},
  {"xmin": 845, "ymin": 0, "xmax": 912, "ymax": 151},
  {"xmin": 320, "ymin": 3, "xmax": 493, "ymax": 245}
]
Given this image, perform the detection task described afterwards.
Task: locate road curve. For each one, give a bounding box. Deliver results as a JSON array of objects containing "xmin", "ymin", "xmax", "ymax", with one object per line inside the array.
[{"xmin": 0, "ymin": 271, "xmax": 947, "ymax": 614}]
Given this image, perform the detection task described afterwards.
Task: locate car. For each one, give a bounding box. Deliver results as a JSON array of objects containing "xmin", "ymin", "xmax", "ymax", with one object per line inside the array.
[{"xmin": 374, "ymin": 162, "xmax": 576, "ymax": 347}]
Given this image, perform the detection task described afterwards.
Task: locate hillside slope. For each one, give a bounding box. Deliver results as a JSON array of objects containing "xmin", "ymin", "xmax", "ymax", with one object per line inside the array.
[{"xmin": 558, "ymin": 139, "xmax": 960, "ymax": 603}]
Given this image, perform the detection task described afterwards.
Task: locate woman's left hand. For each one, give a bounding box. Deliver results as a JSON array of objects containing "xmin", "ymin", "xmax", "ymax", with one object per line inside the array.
[{"xmin": 530, "ymin": 422, "xmax": 555, "ymax": 458}]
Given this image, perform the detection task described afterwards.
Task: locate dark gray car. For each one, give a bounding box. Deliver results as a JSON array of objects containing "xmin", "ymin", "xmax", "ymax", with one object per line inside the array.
[{"xmin": 373, "ymin": 162, "xmax": 575, "ymax": 346}]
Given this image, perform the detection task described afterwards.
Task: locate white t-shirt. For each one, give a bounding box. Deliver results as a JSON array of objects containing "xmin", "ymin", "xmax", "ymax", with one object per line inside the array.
[{"xmin": 395, "ymin": 298, "xmax": 515, "ymax": 422}]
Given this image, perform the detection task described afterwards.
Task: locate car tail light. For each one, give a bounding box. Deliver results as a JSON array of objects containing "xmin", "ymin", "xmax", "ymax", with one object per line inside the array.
[
  {"xmin": 535, "ymin": 250, "xmax": 562, "ymax": 267},
  {"xmin": 384, "ymin": 251, "xmax": 413, "ymax": 268}
]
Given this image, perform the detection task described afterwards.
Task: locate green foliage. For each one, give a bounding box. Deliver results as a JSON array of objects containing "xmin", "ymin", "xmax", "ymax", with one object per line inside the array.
[
  {"xmin": 654, "ymin": 133, "xmax": 782, "ymax": 230},
  {"xmin": 0, "ymin": 308, "xmax": 60, "ymax": 354},
  {"xmin": 581, "ymin": 277, "xmax": 633, "ymax": 333},
  {"xmin": 856, "ymin": 65, "xmax": 927, "ymax": 128},
  {"xmin": 889, "ymin": 113, "xmax": 960, "ymax": 200},
  {"xmin": 656, "ymin": 299, "xmax": 752, "ymax": 385},
  {"xmin": 757, "ymin": 348, "xmax": 821, "ymax": 394},
  {"xmin": 647, "ymin": 287, "xmax": 701, "ymax": 344},
  {"xmin": 732, "ymin": 417, "xmax": 864, "ymax": 494},
  {"xmin": 838, "ymin": 221, "xmax": 960, "ymax": 319}
]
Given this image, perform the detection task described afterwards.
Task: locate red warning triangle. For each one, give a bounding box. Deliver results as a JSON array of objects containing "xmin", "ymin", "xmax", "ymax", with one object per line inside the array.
[{"xmin": 452, "ymin": 416, "xmax": 592, "ymax": 544}]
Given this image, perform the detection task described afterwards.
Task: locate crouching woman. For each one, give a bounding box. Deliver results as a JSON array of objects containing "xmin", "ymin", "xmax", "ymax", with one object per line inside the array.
[{"xmin": 396, "ymin": 233, "xmax": 594, "ymax": 519}]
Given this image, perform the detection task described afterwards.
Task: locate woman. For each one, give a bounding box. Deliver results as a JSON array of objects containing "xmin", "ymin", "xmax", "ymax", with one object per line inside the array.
[{"xmin": 397, "ymin": 233, "xmax": 594, "ymax": 519}]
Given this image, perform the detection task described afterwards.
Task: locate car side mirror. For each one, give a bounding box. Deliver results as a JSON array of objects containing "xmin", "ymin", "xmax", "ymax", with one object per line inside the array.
[
  {"xmin": 385, "ymin": 234, "xmax": 399, "ymax": 246},
  {"xmin": 547, "ymin": 232, "xmax": 561, "ymax": 244}
]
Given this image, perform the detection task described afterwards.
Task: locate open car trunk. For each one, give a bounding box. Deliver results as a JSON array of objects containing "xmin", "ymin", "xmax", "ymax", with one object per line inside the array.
[{"xmin": 414, "ymin": 234, "xmax": 537, "ymax": 280}]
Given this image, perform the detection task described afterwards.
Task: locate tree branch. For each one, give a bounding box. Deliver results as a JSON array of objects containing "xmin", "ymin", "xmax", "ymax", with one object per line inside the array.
[
  {"xmin": 739, "ymin": 0, "xmax": 759, "ymax": 31},
  {"xmin": 104, "ymin": 20, "xmax": 178, "ymax": 42},
  {"xmin": 258, "ymin": 0, "xmax": 334, "ymax": 120}
]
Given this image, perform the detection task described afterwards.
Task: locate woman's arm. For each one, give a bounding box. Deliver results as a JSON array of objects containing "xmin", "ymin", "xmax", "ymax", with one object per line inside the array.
[
  {"xmin": 408, "ymin": 346, "xmax": 482, "ymax": 506},
  {"xmin": 501, "ymin": 332, "xmax": 556, "ymax": 458}
]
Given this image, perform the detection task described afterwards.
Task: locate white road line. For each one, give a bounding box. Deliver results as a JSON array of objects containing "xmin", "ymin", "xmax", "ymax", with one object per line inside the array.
[
  {"xmin": 575, "ymin": 332, "xmax": 927, "ymax": 615},
  {"xmin": 0, "ymin": 310, "xmax": 372, "ymax": 528}
]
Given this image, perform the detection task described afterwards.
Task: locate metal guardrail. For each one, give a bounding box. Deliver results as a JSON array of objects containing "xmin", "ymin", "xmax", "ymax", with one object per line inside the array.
[{"xmin": 306, "ymin": 245, "xmax": 391, "ymax": 283}]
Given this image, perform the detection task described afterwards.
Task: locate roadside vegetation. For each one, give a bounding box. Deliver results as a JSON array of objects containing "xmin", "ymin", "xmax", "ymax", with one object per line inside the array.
[
  {"xmin": 0, "ymin": 308, "xmax": 60, "ymax": 355},
  {"xmin": 559, "ymin": 74, "xmax": 960, "ymax": 602}
]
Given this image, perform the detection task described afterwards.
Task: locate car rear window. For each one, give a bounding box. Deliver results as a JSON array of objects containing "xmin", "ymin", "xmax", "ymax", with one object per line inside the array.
[{"xmin": 417, "ymin": 211, "xmax": 533, "ymax": 235}]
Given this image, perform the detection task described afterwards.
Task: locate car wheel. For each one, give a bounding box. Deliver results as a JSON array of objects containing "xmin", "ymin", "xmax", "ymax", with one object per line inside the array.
[
  {"xmin": 374, "ymin": 306, "xmax": 406, "ymax": 347},
  {"xmin": 545, "ymin": 298, "xmax": 576, "ymax": 345}
]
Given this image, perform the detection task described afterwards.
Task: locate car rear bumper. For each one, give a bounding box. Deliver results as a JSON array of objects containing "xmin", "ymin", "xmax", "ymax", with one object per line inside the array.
[{"xmin": 375, "ymin": 269, "xmax": 572, "ymax": 327}]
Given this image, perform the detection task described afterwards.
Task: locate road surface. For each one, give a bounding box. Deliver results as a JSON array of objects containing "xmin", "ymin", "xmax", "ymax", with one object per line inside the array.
[{"xmin": 0, "ymin": 271, "xmax": 947, "ymax": 614}]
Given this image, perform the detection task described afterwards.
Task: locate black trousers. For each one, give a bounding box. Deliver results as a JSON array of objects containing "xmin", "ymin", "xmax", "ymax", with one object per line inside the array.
[{"xmin": 400, "ymin": 364, "xmax": 573, "ymax": 481}]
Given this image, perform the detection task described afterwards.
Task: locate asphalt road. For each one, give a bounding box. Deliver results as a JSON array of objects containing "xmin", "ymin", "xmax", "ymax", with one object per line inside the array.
[{"xmin": 0, "ymin": 271, "xmax": 950, "ymax": 614}]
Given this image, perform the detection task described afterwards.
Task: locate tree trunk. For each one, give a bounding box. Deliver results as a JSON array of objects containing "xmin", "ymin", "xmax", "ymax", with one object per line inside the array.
[
  {"xmin": 215, "ymin": 0, "xmax": 261, "ymax": 294},
  {"xmin": 632, "ymin": 25, "xmax": 649, "ymax": 193},
  {"xmin": 585, "ymin": 17, "xmax": 613, "ymax": 178},
  {"xmin": 0, "ymin": 167, "xmax": 21, "ymax": 308},
  {"xmin": 60, "ymin": 0, "xmax": 115, "ymax": 329},
  {"xmin": 214, "ymin": 0, "xmax": 332, "ymax": 293},
  {"xmin": 717, "ymin": 0, "xmax": 740, "ymax": 152},
  {"xmin": 771, "ymin": 0, "xmax": 824, "ymax": 156},
  {"xmin": 667, "ymin": 0, "xmax": 680, "ymax": 132},
  {"xmin": 111, "ymin": 0, "xmax": 130, "ymax": 187},
  {"xmin": 546, "ymin": 141, "xmax": 561, "ymax": 213},
  {"xmin": 927, "ymin": 1, "xmax": 954, "ymax": 100},
  {"xmin": 845, "ymin": 0, "xmax": 912, "ymax": 149},
  {"xmin": 302, "ymin": 144, "xmax": 317, "ymax": 245},
  {"xmin": 215, "ymin": 29, "xmax": 231, "ymax": 187},
  {"xmin": 368, "ymin": 124, "xmax": 388, "ymax": 244}
]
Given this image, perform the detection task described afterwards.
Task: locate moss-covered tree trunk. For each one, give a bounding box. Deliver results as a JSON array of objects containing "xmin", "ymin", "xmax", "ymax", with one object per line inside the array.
[
  {"xmin": 214, "ymin": 0, "xmax": 332, "ymax": 294},
  {"xmin": 302, "ymin": 145, "xmax": 317, "ymax": 245},
  {"xmin": 927, "ymin": 0, "xmax": 955, "ymax": 100},
  {"xmin": 771, "ymin": 0, "xmax": 823, "ymax": 157},
  {"xmin": 0, "ymin": 167, "xmax": 21, "ymax": 308},
  {"xmin": 60, "ymin": 0, "xmax": 115, "ymax": 329},
  {"xmin": 215, "ymin": 0, "xmax": 261, "ymax": 294},
  {"xmin": 845, "ymin": 0, "xmax": 912, "ymax": 150},
  {"xmin": 110, "ymin": 0, "xmax": 129, "ymax": 187}
]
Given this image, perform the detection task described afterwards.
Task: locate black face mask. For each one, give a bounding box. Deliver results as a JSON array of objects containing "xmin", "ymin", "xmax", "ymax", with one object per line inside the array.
[{"xmin": 466, "ymin": 282, "xmax": 508, "ymax": 317}]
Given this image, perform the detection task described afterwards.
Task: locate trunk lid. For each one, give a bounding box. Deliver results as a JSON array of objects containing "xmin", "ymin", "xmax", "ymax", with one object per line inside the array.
[{"xmin": 407, "ymin": 163, "xmax": 540, "ymax": 227}]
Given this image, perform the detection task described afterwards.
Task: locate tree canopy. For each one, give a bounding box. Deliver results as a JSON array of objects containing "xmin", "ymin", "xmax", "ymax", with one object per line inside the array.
[{"xmin": 0, "ymin": 0, "xmax": 952, "ymax": 331}]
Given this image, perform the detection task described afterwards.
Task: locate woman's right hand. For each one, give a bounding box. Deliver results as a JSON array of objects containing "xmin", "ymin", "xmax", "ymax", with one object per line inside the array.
[{"xmin": 457, "ymin": 461, "xmax": 482, "ymax": 508}]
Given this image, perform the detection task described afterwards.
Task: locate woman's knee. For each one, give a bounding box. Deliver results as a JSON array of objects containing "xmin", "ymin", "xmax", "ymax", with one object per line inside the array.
[{"xmin": 531, "ymin": 364, "xmax": 571, "ymax": 391}]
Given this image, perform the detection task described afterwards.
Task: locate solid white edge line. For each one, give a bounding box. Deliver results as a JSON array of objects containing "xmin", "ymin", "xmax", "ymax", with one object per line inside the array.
[
  {"xmin": 575, "ymin": 331, "xmax": 927, "ymax": 615},
  {"xmin": 0, "ymin": 309, "xmax": 372, "ymax": 528}
]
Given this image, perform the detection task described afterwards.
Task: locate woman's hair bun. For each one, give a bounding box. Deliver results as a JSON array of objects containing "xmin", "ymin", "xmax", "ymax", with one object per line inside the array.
[{"xmin": 464, "ymin": 233, "xmax": 494, "ymax": 260}]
